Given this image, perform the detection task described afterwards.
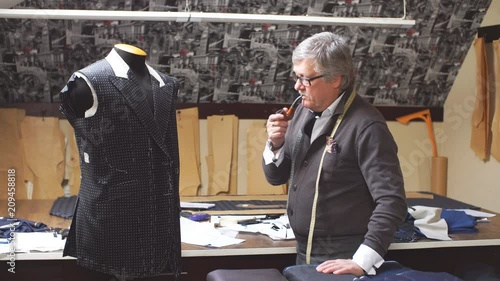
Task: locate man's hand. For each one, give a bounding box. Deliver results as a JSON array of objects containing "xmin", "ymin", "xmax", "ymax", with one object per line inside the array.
[
  {"xmin": 266, "ymin": 108, "xmax": 289, "ymax": 148},
  {"xmin": 316, "ymin": 259, "xmax": 365, "ymax": 277}
]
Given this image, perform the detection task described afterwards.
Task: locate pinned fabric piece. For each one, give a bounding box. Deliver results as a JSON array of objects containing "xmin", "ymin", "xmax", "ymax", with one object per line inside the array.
[
  {"xmin": 59, "ymin": 120, "xmax": 81, "ymax": 195},
  {"xmin": 207, "ymin": 115, "xmax": 238, "ymax": 195},
  {"xmin": 20, "ymin": 116, "xmax": 65, "ymax": 199},
  {"xmin": 0, "ymin": 108, "xmax": 28, "ymax": 199},
  {"xmin": 247, "ymin": 121, "xmax": 286, "ymax": 195},
  {"xmin": 471, "ymin": 36, "xmax": 490, "ymax": 160},
  {"xmin": 229, "ymin": 115, "xmax": 239, "ymax": 194},
  {"xmin": 177, "ymin": 108, "xmax": 201, "ymax": 196},
  {"xmin": 491, "ymin": 40, "xmax": 500, "ymax": 161}
]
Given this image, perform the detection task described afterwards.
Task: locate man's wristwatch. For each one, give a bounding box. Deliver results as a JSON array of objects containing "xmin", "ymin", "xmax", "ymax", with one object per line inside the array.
[{"xmin": 268, "ymin": 140, "xmax": 284, "ymax": 152}]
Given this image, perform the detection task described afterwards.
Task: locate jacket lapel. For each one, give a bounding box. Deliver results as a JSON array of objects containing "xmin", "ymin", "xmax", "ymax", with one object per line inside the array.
[
  {"xmin": 314, "ymin": 116, "xmax": 337, "ymax": 143},
  {"xmin": 290, "ymin": 110, "xmax": 313, "ymax": 184},
  {"xmin": 152, "ymin": 77, "xmax": 168, "ymax": 143},
  {"xmin": 294, "ymin": 110, "xmax": 316, "ymax": 163},
  {"xmin": 109, "ymin": 72, "xmax": 167, "ymax": 152}
]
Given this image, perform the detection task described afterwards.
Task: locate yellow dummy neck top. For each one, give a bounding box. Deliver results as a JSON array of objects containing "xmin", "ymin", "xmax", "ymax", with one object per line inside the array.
[{"xmin": 114, "ymin": 44, "xmax": 147, "ymax": 56}]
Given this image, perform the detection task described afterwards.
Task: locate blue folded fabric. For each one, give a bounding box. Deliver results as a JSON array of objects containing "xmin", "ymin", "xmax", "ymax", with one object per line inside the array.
[
  {"xmin": 441, "ymin": 209, "xmax": 478, "ymax": 234},
  {"xmin": 393, "ymin": 213, "xmax": 420, "ymax": 243},
  {"xmin": 0, "ymin": 217, "xmax": 51, "ymax": 239}
]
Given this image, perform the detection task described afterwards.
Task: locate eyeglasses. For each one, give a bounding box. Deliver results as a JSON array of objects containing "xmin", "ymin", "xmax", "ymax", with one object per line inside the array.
[{"xmin": 291, "ymin": 73, "xmax": 324, "ymax": 87}]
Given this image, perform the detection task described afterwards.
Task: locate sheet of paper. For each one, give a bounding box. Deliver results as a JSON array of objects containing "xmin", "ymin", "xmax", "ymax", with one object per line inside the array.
[
  {"xmin": 453, "ymin": 209, "xmax": 496, "ymax": 218},
  {"xmin": 0, "ymin": 232, "xmax": 66, "ymax": 253},
  {"xmin": 180, "ymin": 217, "xmax": 244, "ymax": 247}
]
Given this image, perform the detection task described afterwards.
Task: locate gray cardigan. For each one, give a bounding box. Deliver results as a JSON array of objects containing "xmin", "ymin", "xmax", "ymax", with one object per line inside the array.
[{"xmin": 263, "ymin": 93, "xmax": 407, "ymax": 261}]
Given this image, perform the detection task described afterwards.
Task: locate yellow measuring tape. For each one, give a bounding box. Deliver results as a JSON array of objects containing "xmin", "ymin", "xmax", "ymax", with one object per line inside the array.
[{"xmin": 305, "ymin": 90, "xmax": 356, "ymax": 264}]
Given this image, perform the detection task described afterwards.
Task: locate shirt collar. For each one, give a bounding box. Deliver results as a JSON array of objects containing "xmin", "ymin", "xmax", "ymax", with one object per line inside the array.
[
  {"xmin": 105, "ymin": 48, "xmax": 165, "ymax": 87},
  {"xmin": 314, "ymin": 91, "xmax": 345, "ymax": 118}
]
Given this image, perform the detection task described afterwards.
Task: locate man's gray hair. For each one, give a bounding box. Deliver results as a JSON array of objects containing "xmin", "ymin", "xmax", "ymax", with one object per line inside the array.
[{"xmin": 292, "ymin": 32, "xmax": 355, "ymax": 93}]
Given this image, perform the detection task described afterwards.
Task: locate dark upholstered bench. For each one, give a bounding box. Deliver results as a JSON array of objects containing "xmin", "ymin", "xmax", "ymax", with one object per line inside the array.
[{"xmin": 206, "ymin": 268, "xmax": 288, "ymax": 281}]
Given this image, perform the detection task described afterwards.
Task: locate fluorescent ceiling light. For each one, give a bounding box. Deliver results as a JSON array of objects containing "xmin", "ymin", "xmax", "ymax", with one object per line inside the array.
[{"xmin": 0, "ymin": 9, "xmax": 415, "ymax": 28}]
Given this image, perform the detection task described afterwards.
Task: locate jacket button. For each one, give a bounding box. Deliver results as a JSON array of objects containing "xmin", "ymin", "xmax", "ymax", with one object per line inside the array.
[
  {"xmin": 303, "ymin": 160, "xmax": 308, "ymax": 166},
  {"xmin": 292, "ymin": 184, "xmax": 297, "ymax": 191}
]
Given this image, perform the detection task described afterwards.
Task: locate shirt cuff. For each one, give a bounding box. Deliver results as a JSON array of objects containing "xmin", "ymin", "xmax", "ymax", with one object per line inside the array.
[
  {"xmin": 352, "ymin": 244, "xmax": 384, "ymax": 275},
  {"xmin": 263, "ymin": 145, "xmax": 282, "ymax": 165}
]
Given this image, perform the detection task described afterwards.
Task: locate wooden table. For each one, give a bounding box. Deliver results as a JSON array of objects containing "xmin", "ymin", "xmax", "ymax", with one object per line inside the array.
[{"xmin": 1, "ymin": 198, "xmax": 500, "ymax": 281}]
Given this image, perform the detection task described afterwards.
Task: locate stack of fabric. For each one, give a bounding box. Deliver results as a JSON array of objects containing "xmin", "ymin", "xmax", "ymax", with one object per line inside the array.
[{"xmin": 407, "ymin": 206, "xmax": 479, "ymax": 241}]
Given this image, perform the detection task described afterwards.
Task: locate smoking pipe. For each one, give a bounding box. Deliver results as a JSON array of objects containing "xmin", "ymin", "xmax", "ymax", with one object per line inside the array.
[{"xmin": 276, "ymin": 95, "xmax": 302, "ymax": 120}]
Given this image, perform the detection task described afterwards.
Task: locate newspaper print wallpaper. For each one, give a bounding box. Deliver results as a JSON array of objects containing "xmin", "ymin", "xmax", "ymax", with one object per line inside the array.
[{"xmin": 0, "ymin": 0, "xmax": 493, "ymax": 108}]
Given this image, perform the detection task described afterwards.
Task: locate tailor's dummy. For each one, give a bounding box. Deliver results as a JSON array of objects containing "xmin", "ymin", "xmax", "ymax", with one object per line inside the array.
[
  {"xmin": 65, "ymin": 44, "xmax": 154, "ymax": 116},
  {"xmin": 59, "ymin": 43, "xmax": 182, "ymax": 280}
]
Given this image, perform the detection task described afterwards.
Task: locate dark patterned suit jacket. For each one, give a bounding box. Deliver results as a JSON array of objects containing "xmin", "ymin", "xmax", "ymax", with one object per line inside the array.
[{"xmin": 59, "ymin": 49, "xmax": 181, "ymax": 279}]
